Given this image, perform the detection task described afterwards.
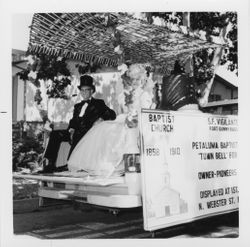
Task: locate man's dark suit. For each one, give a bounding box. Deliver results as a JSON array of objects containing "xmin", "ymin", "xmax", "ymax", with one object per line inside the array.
[
  {"xmin": 43, "ymin": 98, "xmax": 116, "ymax": 170},
  {"xmin": 68, "ymin": 98, "xmax": 116, "ymax": 155}
]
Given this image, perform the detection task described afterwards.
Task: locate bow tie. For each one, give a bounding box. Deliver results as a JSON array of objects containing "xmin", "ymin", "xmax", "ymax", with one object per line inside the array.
[{"xmin": 81, "ymin": 100, "xmax": 90, "ymax": 105}]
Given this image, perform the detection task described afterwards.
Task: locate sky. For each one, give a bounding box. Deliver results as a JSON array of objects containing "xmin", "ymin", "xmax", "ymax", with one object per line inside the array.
[{"xmin": 12, "ymin": 13, "xmax": 33, "ymax": 51}]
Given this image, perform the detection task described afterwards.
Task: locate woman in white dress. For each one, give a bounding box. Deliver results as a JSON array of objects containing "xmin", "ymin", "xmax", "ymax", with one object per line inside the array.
[{"xmin": 67, "ymin": 65, "xmax": 156, "ymax": 177}]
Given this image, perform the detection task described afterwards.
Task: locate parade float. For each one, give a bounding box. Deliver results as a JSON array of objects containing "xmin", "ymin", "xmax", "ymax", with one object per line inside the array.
[{"xmin": 13, "ymin": 12, "xmax": 238, "ymax": 232}]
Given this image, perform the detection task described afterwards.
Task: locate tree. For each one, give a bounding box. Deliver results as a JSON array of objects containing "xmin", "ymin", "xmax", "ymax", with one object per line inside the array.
[
  {"xmin": 147, "ymin": 12, "xmax": 237, "ymax": 73},
  {"xmin": 145, "ymin": 12, "xmax": 237, "ymax": 107}
]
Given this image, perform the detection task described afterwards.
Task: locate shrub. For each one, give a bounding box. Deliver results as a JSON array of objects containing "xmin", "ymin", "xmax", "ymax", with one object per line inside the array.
[{"xmin": 12, "ymin": 123, "xmax": 44, "ymax": 172}]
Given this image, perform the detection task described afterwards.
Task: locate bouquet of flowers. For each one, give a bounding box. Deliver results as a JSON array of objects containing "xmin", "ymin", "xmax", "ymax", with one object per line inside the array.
[
  {"xmin": 121, "ymin": 64, "xmax": 148, "ymax": 106},
  {"xmin": 121, "ymin": 64, "xmax": 154, "ymax": 128}
]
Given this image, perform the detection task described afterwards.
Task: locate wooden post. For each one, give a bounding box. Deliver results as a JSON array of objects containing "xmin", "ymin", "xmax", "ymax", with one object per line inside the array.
[
  {"xmin": 182, "ymin": 12, "xmax": 190, "ymax": 30},
  {"xmin": 198, "ymin": 46, "xmax": 224, "ymax": 107},
  {"xmin": 182, "ymin": 12, "xmax": 194, "ymax": 77}
]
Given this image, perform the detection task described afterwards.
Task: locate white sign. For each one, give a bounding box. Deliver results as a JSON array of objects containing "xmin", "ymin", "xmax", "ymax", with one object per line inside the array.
[{"xmin": 139, "ymin": 109, "xmax": 238, "ymax": 231}]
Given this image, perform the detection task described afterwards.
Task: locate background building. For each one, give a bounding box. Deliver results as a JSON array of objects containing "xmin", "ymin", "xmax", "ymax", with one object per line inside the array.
[
  {"xmin": 202, "ymin": 74, "xmax": 238, "ymax": 115},
  {"xmin": 12, "ymin": 49, "xmax": 27, "ymax": 122}
]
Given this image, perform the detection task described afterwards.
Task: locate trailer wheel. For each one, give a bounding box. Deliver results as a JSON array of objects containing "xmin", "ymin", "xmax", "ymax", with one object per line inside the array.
[
  {"xmin": 151, "ymin": 231, "xmax": 156, "ymax": 238},
  {"xmin": 109, "ymin": 209, "xmax": 120, "ymax": 216}
]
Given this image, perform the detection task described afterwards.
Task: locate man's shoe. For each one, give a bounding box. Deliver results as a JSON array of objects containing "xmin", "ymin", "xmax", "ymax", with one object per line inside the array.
[
  {"xmin": 37, "ymin": 165, "xmax": 55, "ymax": 174},
  {"xmin": 55, "ymin": 165, "xmax": 68, "ymax": 172}
]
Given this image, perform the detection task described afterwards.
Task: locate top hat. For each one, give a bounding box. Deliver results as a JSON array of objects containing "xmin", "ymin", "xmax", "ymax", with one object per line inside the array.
[{"xmin": 77, "ymin": 75, "xmax": 95, "ymax": 93}]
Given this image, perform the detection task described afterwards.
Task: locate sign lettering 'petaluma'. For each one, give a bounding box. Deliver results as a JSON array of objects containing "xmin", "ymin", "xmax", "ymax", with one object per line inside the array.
[{"xmin": 139, "ymin": 109, "xmax": 238, "ymax": 231}]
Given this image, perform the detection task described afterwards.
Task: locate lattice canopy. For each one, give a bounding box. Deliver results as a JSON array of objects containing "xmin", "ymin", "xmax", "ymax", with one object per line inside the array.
[{"xmin": 28, "ymin": 12, "xmax": 220, "ymax": 74}]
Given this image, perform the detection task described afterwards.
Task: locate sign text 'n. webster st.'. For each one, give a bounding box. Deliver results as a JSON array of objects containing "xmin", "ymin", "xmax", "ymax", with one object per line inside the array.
[{"xmin": 139, "ymin": 109, "xmax": 238, "ymax": 231}]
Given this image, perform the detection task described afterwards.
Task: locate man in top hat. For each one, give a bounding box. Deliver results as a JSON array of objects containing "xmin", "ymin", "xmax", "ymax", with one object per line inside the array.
[{"xmin": 39, "ymin": 75, "xmax": 116, "ymax": 173}]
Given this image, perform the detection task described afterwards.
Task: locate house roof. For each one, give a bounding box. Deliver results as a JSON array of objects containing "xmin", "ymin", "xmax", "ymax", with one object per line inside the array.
[
  {"xmin": 216, "ymin": 66, "xmax": 238, "ymax": 88},
  {"xmin": 12, "ymin": 49, "xmax": 26, "ymax": 64},
  {"xmin": 215, "ymin": 73, "xmax": 238, "ymax": 89},
  {"xmin": 27, "ymin": 13, "xmax": 220, "ymax": 75},
  {"xmin": 202, "ymin": 99, "xmax": 238, "ymax": 107}
]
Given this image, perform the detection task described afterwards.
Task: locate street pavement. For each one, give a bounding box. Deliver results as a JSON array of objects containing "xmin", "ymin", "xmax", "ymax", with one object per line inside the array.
[{"xmin": 13, "ymin": 203, "xmax": 239, "ymax": 239}]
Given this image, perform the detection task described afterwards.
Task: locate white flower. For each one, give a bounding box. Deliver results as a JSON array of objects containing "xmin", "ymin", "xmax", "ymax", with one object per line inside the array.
[
  {"xmin": 199, "ymin": 30, "xmax": 207, "ymax": 41},
  {"xmin": 46, "ymin": 79, "xmax": 53, "ymax": 90},
  {"xmin": 211, "ymin": 36, "xmax": 224, "ymax": 45},
  {"xmin": 114, "ymin": 45, "xmax": 120, "ymax": 53},
  {"xmin": 127, "ymin": 64, "xmax": 145, "ymax": 80},
  {"xmin": 207, "ymin": 48, "xmax": 214, "ymax": 55},
  {"xmin": 117, "ymin": 63, "xmax": 128, "ymax": 75},
  {"xmin": 114, "ymin": 45, "xmax": 123, "ymax": 54},
  {"xmin": 57, "ymin": 75, "xmax": 64, "ymax": 81},
  {"xmin": 56, "ymin": 56, "xmax": 63, "ymax": 61},
  {"xmin": 127, "ymin": 115, "xmax": 133, "ymax": 121},
  {"xmin": 28, "ymin": 71, "xmax": 37, "ymax": 80},
  {"xmin": 152, "ymin": 16, "xmax": 163, "ymax": 26},
  {"xmin": 130, "ymin": 12, "xmax": 145, "ymax": 20},
  {"xmin": 180, "ymin": 25, "xmax": 188, "ymax": 34},
  {"xmin": 26, "ymin": 55, "xmax": 35, "ymax": 65},
  {"xmin": 171, "ymin": 24, "xmax": 180, "ymax": 32}
]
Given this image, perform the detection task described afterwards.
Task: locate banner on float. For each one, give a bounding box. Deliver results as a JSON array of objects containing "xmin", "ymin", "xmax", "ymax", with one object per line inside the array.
[{"xmin": 139, "ymin": 109, "xmax": 238, "ymax": 231}]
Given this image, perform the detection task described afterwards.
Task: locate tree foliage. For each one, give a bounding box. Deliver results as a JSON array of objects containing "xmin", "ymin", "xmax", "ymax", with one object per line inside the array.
[
  {"xmin": 17, "ymin": 54, "xmax": 72, "ymax": 103},
  {"xmin": 150, "ymin": 12, "xmax": 238, "ymax": 76}
]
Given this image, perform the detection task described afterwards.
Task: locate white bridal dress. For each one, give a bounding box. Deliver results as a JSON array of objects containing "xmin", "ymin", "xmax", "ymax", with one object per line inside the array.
[{"xmin": 67, "ymin": 89, "xmax": 155, "ymax": 177}]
